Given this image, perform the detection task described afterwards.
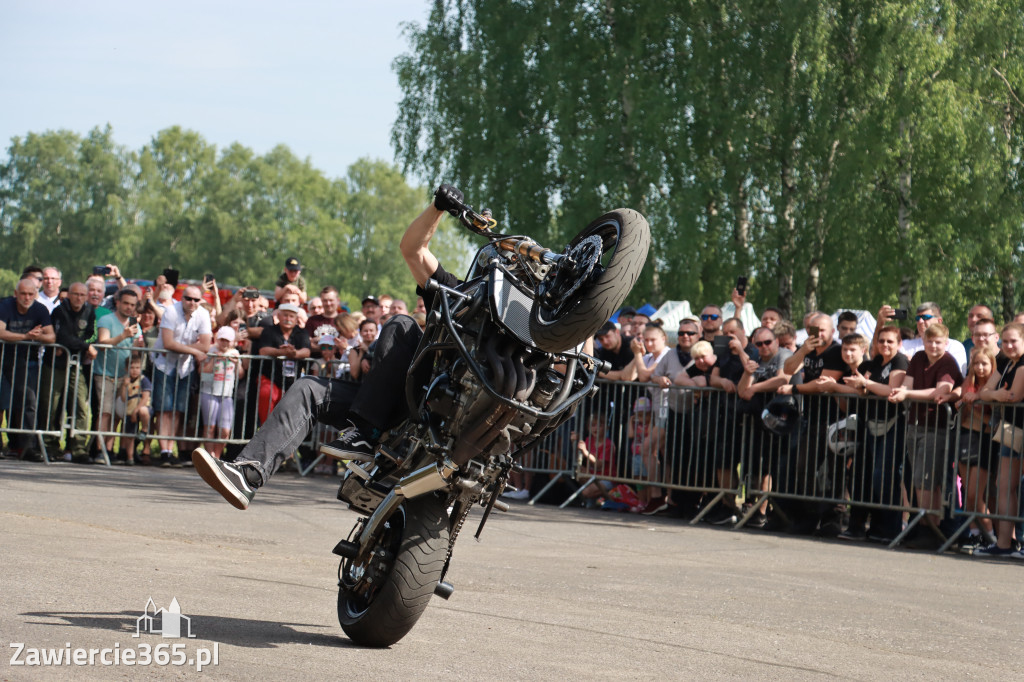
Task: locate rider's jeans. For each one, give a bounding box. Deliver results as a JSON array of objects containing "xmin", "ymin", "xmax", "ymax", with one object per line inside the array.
[{"xmin": 236, "ymin": 314, "xmax": 423, "ymax": 485}]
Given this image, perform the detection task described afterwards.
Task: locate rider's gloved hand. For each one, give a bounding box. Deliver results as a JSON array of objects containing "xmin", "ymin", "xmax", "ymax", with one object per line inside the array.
[{"xmin": 433, "ymin": 184, "xmax": 464, "ymax": 215}]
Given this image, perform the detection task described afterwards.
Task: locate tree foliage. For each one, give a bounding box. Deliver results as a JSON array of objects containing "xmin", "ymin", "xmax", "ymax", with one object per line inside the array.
[
  {"xmin": 0, "ymin": 126, "xmax": 473, "ymax": 307},
  {"xmin": 393, "ymin": 0, "xmax": 1024, "ymax": 335}
]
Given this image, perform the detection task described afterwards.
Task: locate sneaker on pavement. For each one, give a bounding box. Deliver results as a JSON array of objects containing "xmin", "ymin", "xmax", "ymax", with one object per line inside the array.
[
  {"xmin": 62, "ymin": 451, "xmax": 73, "ymax": 462},
  {"xmin": 319, "ymin": 420, "xmax": 376, "ymax": 462},
  {"xmin": 706, "ymin": 506, "xmax": 738, "ymax": 526},
  {"xmin": 975, "ymin": 544, "xmax": 1017, "ymax": 558},
  {"xmin": 502, "ymin": 488, "xmax": 530, "ymax": 501},
  {"xmin": 192, "ymin": 447, "xmax": 257, "ymax": 510},
  {"xmin": 641, "ymin": 496, "xmax": 669, "ymax": 516}
]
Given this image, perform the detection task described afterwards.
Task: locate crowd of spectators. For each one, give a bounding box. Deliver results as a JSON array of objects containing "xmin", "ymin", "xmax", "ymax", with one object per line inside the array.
[
  {"xmin": 0, "ymin": 258, "xmax": 419, "ymax": 473},
  {"xmin": 570, "ymin": 289, "xmax": 1024, "ymax": 558},
  {"xmin": 3, "ymin": 259, "xmax": 1024, "ymax": 558}
]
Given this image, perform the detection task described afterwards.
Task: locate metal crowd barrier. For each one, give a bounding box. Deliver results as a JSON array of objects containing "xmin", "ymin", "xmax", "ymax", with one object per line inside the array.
[
  {"xmin": 0, "ymin": 341, "xmax": 72, "ymax": 462},
  {"xmin": 1, "ymin": 340, "xmax": 318, "ymax": 470}
]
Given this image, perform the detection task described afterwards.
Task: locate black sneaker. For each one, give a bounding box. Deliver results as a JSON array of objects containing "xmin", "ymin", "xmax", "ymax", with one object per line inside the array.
[
  {"xmin": 192, "ymin": 447, "xmax": 257, "ymax": 510},
  {"xmin": 319, "ymin": 420, "xmax": 376, "ymax": 462},
  {"xmin": 705, "ymin": 506, "xmax": 738, "ymax": 526}
]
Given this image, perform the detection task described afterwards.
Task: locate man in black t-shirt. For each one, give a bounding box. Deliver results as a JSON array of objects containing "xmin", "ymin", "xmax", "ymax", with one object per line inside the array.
[
  {"xmin": 0, "ymin": 278, "xmax": 56, "ymax": 458},
  {"xmin": 776, "ymin": 313, "xmax": 846, "ymax": 534},
  {"xmin": 194, "ymin": 185, "xmax": 466, "ymax": 509}
]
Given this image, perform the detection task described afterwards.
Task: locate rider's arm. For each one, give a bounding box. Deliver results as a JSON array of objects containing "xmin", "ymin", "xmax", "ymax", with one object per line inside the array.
[{"xmin": 401, "ymin": 205, "xmax": 446, "ymax": 287}]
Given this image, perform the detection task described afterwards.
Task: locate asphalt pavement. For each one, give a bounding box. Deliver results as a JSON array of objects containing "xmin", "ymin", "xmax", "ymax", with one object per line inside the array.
[{"xmin": 1, "ymin": 460, "xmax": 1021, "ymax": 681}]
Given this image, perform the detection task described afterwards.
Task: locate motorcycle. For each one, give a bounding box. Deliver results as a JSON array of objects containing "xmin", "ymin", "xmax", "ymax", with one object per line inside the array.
[{"xmin": 333, "ymin": 193, "xmax": 650, "ymax": 646}]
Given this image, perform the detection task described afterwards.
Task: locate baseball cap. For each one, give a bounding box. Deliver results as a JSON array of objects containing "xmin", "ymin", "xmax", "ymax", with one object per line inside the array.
[
  {"xmin": 285, "ymin": 257, "xmax": 302, "ymax": 271},
  {"xmin": 318, "ymin": 334, "xmax": 337, "ymax": 347},
  {"xmin": 362, "ymin": 295, "xmax": 380, "ymax": 306},
  {"xmin": 618, "ymin": 306, "xmax": 637, "ymax": 317},
  {"xmin": 633, "ymin": 396, "xmax": 652, "ymax": 413},
  {"xmin": 215, "ymin": 326, "xmax": 236, "ymax": 341},
  {"xmin": 596, "ymin": 320, "xmax": 617, "ymax": 336},
  {"xmin": 277, "ymin": 303, "xmax": 302, "ymax": 315}
]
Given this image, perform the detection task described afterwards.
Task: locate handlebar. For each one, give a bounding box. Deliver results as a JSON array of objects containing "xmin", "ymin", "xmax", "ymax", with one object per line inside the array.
[{"xmin": 444, "ymin": 194, "xmax": 565, "ymax": 266}]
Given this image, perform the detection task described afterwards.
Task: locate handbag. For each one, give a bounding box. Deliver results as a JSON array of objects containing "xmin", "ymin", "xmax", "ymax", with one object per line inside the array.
[{"xmin": 991, "ymin": 420, "xmax": 1024, "ymax": 453}]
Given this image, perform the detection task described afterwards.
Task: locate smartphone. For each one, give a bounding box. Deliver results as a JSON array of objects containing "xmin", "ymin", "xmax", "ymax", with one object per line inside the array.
[
  {"xmin": 204, "ymin": 273, "xmax": 214, "ymax": 284},
  {"xmin": 713, "ymin": 335, "xmax": 730, "ymax": 352},
  {"xmin": 238, "ymin": 322, "xmax": 248, "ymax": 332},
  {"xmin": 807, "ymin": 325, "xmax": 820, "ymax": 337},
  {"xmin": 127, "ymin": 316, "xmax": 138, "ymax": 327},
  {"xmin": 163, "ymin": 268, "xmax": 179, "ymax": 287},
  {"xmin": 93, "ymin": 265, "xmax": 111, "ymax": 276},
  {"xmin": 891, "ymin": 308, "xmax": 908, "ymax": 320},
  {"xmin": 242, "ymin": 289, "xmax": 259, "ymax": 300},
  {"xmin": 736, "ymin": 276, "xmax": 748, "ymax": 296}
]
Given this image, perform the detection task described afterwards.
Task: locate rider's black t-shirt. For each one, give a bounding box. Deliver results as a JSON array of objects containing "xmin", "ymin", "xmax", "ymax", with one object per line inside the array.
[{"xmin": 416, "ymin": 263, "xmax": 461, "ymax": 313}]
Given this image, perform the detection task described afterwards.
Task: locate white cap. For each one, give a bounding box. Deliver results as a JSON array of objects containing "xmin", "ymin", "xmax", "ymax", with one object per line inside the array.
[
  {"xmin": 215, "ymin": 326, "xmax": 236, "ymax": 341},
  {"xmin": 277, "ymin": 303, "xmax": 302, "ymax": 315}
]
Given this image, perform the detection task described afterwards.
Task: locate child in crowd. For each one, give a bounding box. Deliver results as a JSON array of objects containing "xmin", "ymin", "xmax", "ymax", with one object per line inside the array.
[
  {"xmin": 944, "ymin": 346, "xmax": 999, "ymax": 551},
  {"xmin": 576, "ymin": 412, "xmax": 616, "ymax": 503},
  {"xmin": 199, "ymin": 327, "xmax": 243, "ymax": 459},
  {"xmin": 310, "ymin": 335, "xmax": 346, "ymax": 378},
  {"xmin": 116, "ymin": 354, "xmax": 152, "ymax": 465},
  {"xmin": 889, "ymin": 323, "xmax": 963, "ymax": 548},
  {"xmin": 627, "ymin": 395, "xmax": 660, "ymax": 510}
]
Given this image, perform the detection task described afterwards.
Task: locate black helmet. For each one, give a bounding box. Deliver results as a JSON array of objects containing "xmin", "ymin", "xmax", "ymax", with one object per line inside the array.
[{"xmin": 762, "ymin": 395, "xmax": 800, "ymax": 436}]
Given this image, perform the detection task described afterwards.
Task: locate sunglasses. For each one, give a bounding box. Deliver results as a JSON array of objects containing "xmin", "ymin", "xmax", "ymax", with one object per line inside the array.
[
  {"xmin": 915, "ymin": 314, "xmax": 935, "ymax": 322},
  {"xmin": 183, "ymin": 296, "xmax": 202, "ymax": 303},
  {"xmin": 753, "ymin": 339, "xmax": 774, "ymax": 348},
  {"xmin": 678, "ymin": 330, "xmax": 698, "ymax": 337},
  {"xmin": 319, "ymin": 345, "xmax": 335, "ymax": 351},
  {"xmin": 701, "ymin": 314, "xmax": 720, "ymax": 321}
]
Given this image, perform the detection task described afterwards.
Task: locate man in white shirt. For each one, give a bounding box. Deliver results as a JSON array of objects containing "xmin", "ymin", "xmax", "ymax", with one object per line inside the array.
[
  {"xmin": 38, "ymin": 267, "xmax": 62, "ymax": 313},
  {"xmin": 899, "ymin": 302, "xmax": 968, "ymax": 373},
  {"xmin": 151, "ymin": 285, "xmax": 212, "ymax": 466}
]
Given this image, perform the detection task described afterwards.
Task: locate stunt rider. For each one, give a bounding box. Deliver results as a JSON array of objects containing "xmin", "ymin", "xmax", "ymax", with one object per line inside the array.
[{"xmin": 193, "ymin": 186, "xmax": 466, "ymax": 509}]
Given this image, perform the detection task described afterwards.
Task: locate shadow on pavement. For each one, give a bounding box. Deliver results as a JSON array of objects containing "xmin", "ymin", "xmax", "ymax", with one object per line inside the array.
[{"xmin": 19, "ymin": 609, "xmax": 343, "ymax": 649}]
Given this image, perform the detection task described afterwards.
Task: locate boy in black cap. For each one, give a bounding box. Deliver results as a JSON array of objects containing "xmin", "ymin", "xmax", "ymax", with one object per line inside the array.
[{"xmin": 274, "ymin": 257, "xmax": 307, "ymax": 303}]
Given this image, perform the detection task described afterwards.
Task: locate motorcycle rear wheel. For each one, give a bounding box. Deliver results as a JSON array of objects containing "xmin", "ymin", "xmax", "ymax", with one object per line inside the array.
[
  {"xmin": 337, "ymin": 495, "xmax": 449, "ymax": 647},
  {"xmin": 529, "ymin": 208, "xmax": 650, "ymax": 353}
]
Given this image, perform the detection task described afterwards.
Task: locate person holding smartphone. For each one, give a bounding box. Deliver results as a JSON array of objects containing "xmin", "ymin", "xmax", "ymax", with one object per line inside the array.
[{"xmin": 93, "ymin": 287, "xmax": 144, "ymax": 461}]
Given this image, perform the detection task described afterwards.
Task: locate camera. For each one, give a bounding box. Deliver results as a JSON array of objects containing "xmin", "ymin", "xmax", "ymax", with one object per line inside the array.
[
  {"xmin": 93, "ymin": 265, "xmax": 111, "ymax": 276},
  {"xmin": 242, "ymin": 289, "xmax": 259, "ymax": 300},
  {"xmin": 891, "ymin": 308, "xmax": 908, "ymax": 320},
  {"xmin": 736, "ymin": 276, "xmax": 748, "ymax": 296}
]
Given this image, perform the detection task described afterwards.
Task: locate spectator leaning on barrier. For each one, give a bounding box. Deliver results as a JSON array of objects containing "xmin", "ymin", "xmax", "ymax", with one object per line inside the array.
[
  {"xmin": 737, "ymin": 326, "xmax": 794, "ymax": 527},
  {"xmin": 274, "ymin": 257, "xmax": 307, "ymax": 303},
  {"xmin": 838, "ymin": 323, "xmax": 909, "ymax": 543},
  {"xmin": 93, "ymin": 287, "xmax": 144, "ymax": 460},
  {"xmin": 778, "ymin": 312, "xmax": 846, "ymax": 535},
  {"xmin": 975, "ymin": 322, "xmax": 1024, "ymax": 557},
  {"xmin": 348, "ymin": 318, "xmax": 379, "ymax": 381},
  {"xmin": 0, "ymin": 278, "xmax": 55, "ymax": 459},
  {"xmin": 968, "ymin": 317, "xmax": 999, "ymax": 357},
  {"xmin": 888, "ymin": 322, "xmax": 963, "ymax": 550},
  {"xmin": 152, "ymin": 284, "xmax": 212, "ymax": 467},
  {"xmin": 252, "ymin": 302, "xmax": 309, "ymax": 424},
  {"xmin": 42, "ymin": 282, "xmax": 96, "ymax": 462}
]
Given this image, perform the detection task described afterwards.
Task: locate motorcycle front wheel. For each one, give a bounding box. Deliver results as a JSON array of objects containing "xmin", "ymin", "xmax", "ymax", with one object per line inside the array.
[
  {"xmin": 529, "ymin": 208, "xmax": 651, "ymax": 353},
  {"xmin": 337, "ymin": 495, "xmax": 449, "ymax": 647}
]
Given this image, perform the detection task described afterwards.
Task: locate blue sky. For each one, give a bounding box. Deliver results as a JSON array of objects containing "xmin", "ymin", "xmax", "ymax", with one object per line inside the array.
[{"xmin": 0, "ymin": 0, "xmax": 431, "ymax": 180}]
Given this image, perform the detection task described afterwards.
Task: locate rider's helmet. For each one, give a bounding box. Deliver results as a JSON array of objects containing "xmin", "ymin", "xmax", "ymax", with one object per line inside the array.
[{"xmin": 761, "ymin": 395, "xmax": 800, "ymax": 436}]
